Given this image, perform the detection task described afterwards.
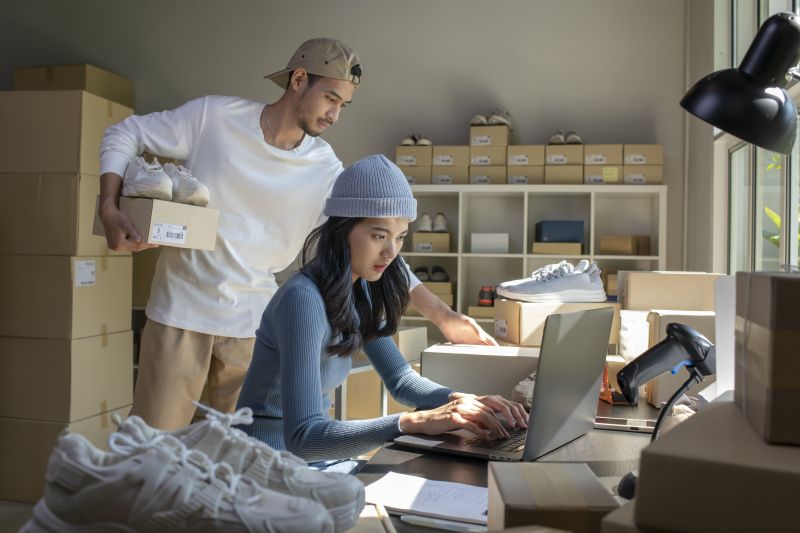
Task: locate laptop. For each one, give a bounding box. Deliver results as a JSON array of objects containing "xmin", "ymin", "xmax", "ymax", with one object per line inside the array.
[{"xmin": 394, "ymin": 307, "xmax": 614, "ymax": 461}]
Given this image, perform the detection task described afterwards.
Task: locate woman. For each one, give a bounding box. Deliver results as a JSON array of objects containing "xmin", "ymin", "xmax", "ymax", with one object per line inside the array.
[{"xmin": 236, "ymin": 154, "xmax": 528, "ymax": 462}]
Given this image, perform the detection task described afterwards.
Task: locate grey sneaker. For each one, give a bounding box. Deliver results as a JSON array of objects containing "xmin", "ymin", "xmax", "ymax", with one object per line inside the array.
[
  {"xmin": 122, "ymin": 156, "xmax": 173, "ymax": 201},
  {"xmin": 21, "ymin": 431, "xmax": 333, "ymax": 533},
  {"xmin": 163, "ymin": 163, "xmax": 211, "ymax": 207},
  {"xmin": 115, "ymin": 405, "xmax": 365, "ymax": 532},
  {"xmin": 496, "ymin": 260, "xmax": 607, "ymax": 302}
]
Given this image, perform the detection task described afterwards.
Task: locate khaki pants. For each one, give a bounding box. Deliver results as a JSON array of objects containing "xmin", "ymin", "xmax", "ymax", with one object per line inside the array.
[{"xmin": 132, "ymin": 319, "xmax": 256, "ymax": 430}]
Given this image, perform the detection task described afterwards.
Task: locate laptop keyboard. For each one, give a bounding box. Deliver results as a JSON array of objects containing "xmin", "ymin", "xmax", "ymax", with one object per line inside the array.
[{"xmin": 463, "ymin": 428, "xmax": 527, "ymax": 451}]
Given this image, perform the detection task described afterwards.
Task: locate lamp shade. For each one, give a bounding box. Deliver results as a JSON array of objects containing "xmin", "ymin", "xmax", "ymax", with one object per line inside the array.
[{"xmin": 681, "ymin": 12, "xmax": 800, "ymax": 154}]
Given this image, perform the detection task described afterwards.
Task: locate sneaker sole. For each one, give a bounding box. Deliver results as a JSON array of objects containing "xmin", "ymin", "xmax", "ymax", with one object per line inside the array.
[
  {"xmin": 496, "ymin": 288, "xmax": 607, "ymax": 303},
  {"xmin": 21, "ymin": 500, "xmax": 134, "ymax": 533}
]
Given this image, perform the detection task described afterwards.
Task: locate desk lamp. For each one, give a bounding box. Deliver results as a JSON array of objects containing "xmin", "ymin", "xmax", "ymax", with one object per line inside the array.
[{"xmin": 615, "ymin": 323, "xmax": 716, "ymax": 499}]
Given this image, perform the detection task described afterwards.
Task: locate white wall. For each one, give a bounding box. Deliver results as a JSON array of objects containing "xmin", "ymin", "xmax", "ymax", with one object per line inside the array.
[{"xmin": 1, "ymin": 0, "xmax": 692, "ymax": 268}]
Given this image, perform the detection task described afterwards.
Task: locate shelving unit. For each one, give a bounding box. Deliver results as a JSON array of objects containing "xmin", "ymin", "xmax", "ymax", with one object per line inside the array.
[{"xmin": 401, "ymin": 184, "xmax": 667, "ymax": 341}]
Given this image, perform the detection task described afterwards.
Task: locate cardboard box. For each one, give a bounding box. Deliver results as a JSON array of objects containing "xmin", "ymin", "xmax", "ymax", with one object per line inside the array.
[
  {"xmin": 468, "ymin": 306, "xmax": 495, "ymax": 319},
  {"xmin": 14, "ymin": 64, "xmax": 134, "ymax": 108},
  {"xmin": 0, "ymin": 255, "xmax": 131, "ymax": 339},
  {"xmin": 545, "ymin": 145, "xmax": 584, "ymax": 165},
  {"xmin": 507, "ymin": 165, "xmax": 545, "ymax": 184},
  {"xmin": 622, "ymin": 165, "xmax": 663, "ymax": 185},
  {"xmin": 606, "ymin": 273, "xmax": 618, "ymax": 296},
  {"xmin": 601, "ymin": 501, "xmax": 659, "ymax": 533},
  {"xmin": 0, "ymin": 405, "xmax": 131, "ymax": 502},
  {"xmin": 534, "ymin": 220, "xmax": 584, "ymax": 243},
  {"xmin": 531, "ymin": 242, "xmax": 582, "ymax": 255},
  {"xmin": 469, "ymin": 165, "xmax": 506, "ymax": 184},
  {"xmin": 635, "ymin": 401, "xmax": 800, "ymax": 533},
  {"xmin": 0, "ymin": 331, "xmax": 133, "ymax": 422},
  {"xmin": 584, "ymin": 144, "xmax": 623, "ymax": 165},
  {"xmin": 470, "ymin": 125, "xmax": 510, "ymax": 146},
  {"xmin": 92, "ymin": 197, "xmax": 219, "ymax": 251},
  {"xmin": 353, "ymin": 327, "xmax": 428, "ymax": 364},
  {"xmin": 432, "ymin": 145, "xmax": 470, "ymax": 166},
  {"xmin": 471, "ymin": 232, "xmax": 509, "ymax": 253},
  {"xmin": 545, "ymin": 165, "xmax": 583, "ymax": 184},
  {"xmin": 431, "ymin": 165, "xmax": 468, "ymax": 185},
  {"xmin": 584, "ymin": 165, "xmax": 622, "ymax": 184},
  {"xmin": 422, "ymin": 281, "xmax": 455, "ymax": 294},
  {"xmin": 597, "ymin": 235, "xmax": 651, "ymax": 256},
  {"xmin": 0, "ymin": 172, "xmax": 126, "ymax": 256},
  {"xmin": 470, "ymin": 145, "xmax": 507, "ymax": 166},
  {"xmin": 623, "ymin": 144, "xmax": 663, "ymax": 165},
  {"xmin": 488, "ymin": 462, "xmax": 618, "ymax": 532},
  {"xmin": 735, "ymin": 272, "xmax": 800, "ymax": 444},
  {"xmin": 344, "ymin": 368, "xmax": 382, "ymax": 420},
  {"xmin": 411, "ymin": 232, "xmax": 450, "ymax": 252},
  {"xmin": 395, "ymin": 145, "xmax": 432, "ymax": 166},
  {"xmin": 0, "ymin": 90, "xmax": 133, "ymax": 175},
  {"xmin": 399, "ymin": 165, "xmax": 432, "ymax": 185},
  {"xmin": 508, "ymin": 145, "xmax": 546, "ymax": 166},
  {"xmin": 494, "ymin": 300, "xmax": 621, "ymax": 346},
  {"xmin": 618, "ymin": 271, "xmax": 721, "ymax": 311}
]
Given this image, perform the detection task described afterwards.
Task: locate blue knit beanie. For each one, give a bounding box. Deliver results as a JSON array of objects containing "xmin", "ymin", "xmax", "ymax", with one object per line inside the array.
[{"xmin": 324, "ymin": 154, "xmax": 417, "ymax": 220}]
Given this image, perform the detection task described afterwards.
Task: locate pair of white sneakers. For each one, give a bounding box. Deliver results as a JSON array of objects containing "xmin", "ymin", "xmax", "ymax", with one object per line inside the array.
[
  {"xmin": 21, "ymin": 404, "xmax": 365, "ymax": 533},
  {"xmin": 416, "ymin": 211, "xmax": 448, "ymax": 233},
  {"xmin": 122, "ymin": 156, "xmax": 211, "ymax": 207},
  {"xmin": 470, "ymin": 108, "xmax": 513, "ymax": 129},
  {"xmin": 496, "ymin": 259, "xmax": 607, "ymax": 303}
]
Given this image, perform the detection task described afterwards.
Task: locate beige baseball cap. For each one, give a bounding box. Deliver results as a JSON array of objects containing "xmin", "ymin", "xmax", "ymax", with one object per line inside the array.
[{"xmin": 264, "ymin": 37, "xmax": 361, "ymax": 88}]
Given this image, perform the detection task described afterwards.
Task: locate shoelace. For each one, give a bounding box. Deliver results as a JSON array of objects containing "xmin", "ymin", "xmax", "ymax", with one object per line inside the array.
[{"xmin": 529, "ymin": 261, "xmax": 574, "ymax": 281}]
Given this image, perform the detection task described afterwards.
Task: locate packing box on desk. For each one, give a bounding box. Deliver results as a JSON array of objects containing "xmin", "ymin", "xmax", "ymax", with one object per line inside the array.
[
  {"xmin": 469, "ymin": 165, "xmax": 506, "ymax": 184},
  {"xmin": 0, "ymin": 255, "xmax": 131, "ymax": 339},
  {"xmin": 494, "ymin": 300, "xmax": 620, "ymax": 346},
  {"xmin": 534, "ymin": 220, "xmax": 584, "ymax": 243},
  {"xmin": 432, "ymin": 145, "xmax": 469, "ymax": 166},
  {"xmin": 545, "ymin": 165, "xmax": 583, "ymax": 184},
  {"xmin": 93, "ymin": 197, "xmax": 219, "ymax": 251},
  {"xmin": 14, "ymin": 64, "xmax": 134, "ymax": 108},
  {"xmin": 0, "ymin": 172, "xmax": 126, "ymax": 256},
  {"xmin": 622, "ymin": 165, "xmax": 662, "ymax": 185},
  {"xmin": 508, "ymin": 165, "xmax": 544, "ymax": 184},
  {"xmin": 470, "ymin": 145, "xmax": 507, "ymax": 166},
  {"xmin": 545, "ymin": 145, "xmax": 583, "ymax": 165},
  {"xmin": 471, "ymin": 232, "xmax": 509, "ymax": 253},
  {"xmin": 531, "ymin": 242, "xmax": 582, "ymax": 255},
  {"xmin": 735, "ymin": 272, "xmax": 800, "ymax": 444},
  {"xmin": 597, "ymin": 235, "xmax": 650, "ymax": 255},
  {"xmin": 0, "ymin": 331, "xmax": 133, "ymax": 422},
  {"xmin": 431, "ymin": 165, "xmax": 468, "ymax": 185},
  {"xmin": 488, "ymin": 462, "xmax": 618, "ymax": 533},
  {"xmin": 618, "ymin": 271, "xmax": 721, "ymax": 311},
  {"xmin": 395, "ymin": 145, "xmax": 432, "ymax": 166},
  {"xmin": 584, "ymin": 165, "xmax": 621, "ymax": 184},
  {"xmin": 623, "ymin": 144, "xmax": 663, "ymax": 165},
  {"xmin": 508, "ymin": 145, "xmax": 545, "ymax": 166},
  {"xmin": 635, "ymin": 401, "xmax": 800, "ymax": 533},
  {"xmin": 399, "ymin": 165, "xmax": 432, "ymax": 185},
  {"xmin": 411, "ymin": 232, "xmax": 450, "ymax": 252},
  {"xmin": 422, "ymin": 281, "xmax": 454, "ymax": 294},
  {"xmin": 0, "ymin": 405, "xmax": 131, "ymax": 503},
  {"xmin": 0, "ymin": 90, "xmax": 133, "ymax": 175},
  {"xmin": 584, "ymin": 144, "xmax": 623, "ymax": 165},
  {"xmin": 470, "ymin": 125, "xmax": 510, "ymax": 146}
]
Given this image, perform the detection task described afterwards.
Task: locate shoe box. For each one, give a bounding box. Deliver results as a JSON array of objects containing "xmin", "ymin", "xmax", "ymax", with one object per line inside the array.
[
  {"xmin": 338, "ymin": 362, "xmax": 422, "ymax": 420},
  {"xmin": 508, "ymin": 166, "xmax": 545, "ymax": 184},
  {"xmin": 622, "ymin": 145, "xmax": 663, "ymax": 165},
  {"xmin": 622, "ymin": 165, "xmax": 662, "ymax": 185},
  {"xmin": 531, "ymin": 242, "xmax": 582, "ymax": 255},
  {"xmin": 0, "ymin": 255, "xmax": 131, "ymax": 339},
  {"xmin": 735, "ymin": 272, "xmax": 800, "ymax": 444},
  {"xmin": 545, "ymin": 145, "xmax": 584, "ymax": 165},
  {"xmin": 494, "ymin": 300, "xmax": 621, "ymax": 346},
  {"xmin": 92, "ymin": 196, "xmax": 220, "ymax": 251},
  {"xmin": 469, "ymin": 165, "xmax": 506, "ymax": 184},
  {"xmin": 470, "ymin": 125, "xmax": 510, "ymax": 146},
  {"xmin": 411, "ymin": 232, "xmax": 450, "ymax": 252},
  {"xmin": 468, "ymin": 305, "xmax": 495, "ymax": 319},
  {"xmin": 470, "ymin": 146, "xmax": 507, "ymax": 166},
  {"xmin": 395, "ymin": 145, "xmax": 432, "ymax": 166},
  {"xmin": 545, "ymin": 165, "xmax": 583, "ymax": 184},
  {"xmin": 535, "ymin": 220, "xmax": 584, "ymax": 243},
  {"xmin": 488, "ymin": 462, "xmax": 618, "ymax": 532},
  {"xmin": 0, "ymin": 90, "xmax": 133, "ymax": 176},
  {"xmin": 470, "ymin": 232, "xmax": 509, "ymax": 253},
  {"xmin": 618, "ymin": 271, "xmax": 720, "ymax": 312},
  {"xmin": 0, "ymin": 404, "xmax": 131, "ymax": 502},
  {"xmin": 508, "ymin": 145, "xmax": 546, "ymax": 166},
  {"xmin": 635, "ymin": 401, "xmax": 800, "ymax": 533},
  {"xmin": 584, "ymin": 165, "xmax": 622, "ymax": 184},
  {"xmin": 597, "ymin": 235, "xmax": 651, "ymax": 255},
  {"xmin": 422, "ymin": 280, "xmax": 455, "ymax": 294},
  {"xmin": 431, "ymin": 166, "xmax": 468, "ymax": 185},
  {"xmin": 0, "ymin": 331, "xmax": 133, "ymax": 422},
  {"xmin": 584, "ymin": 144, "xmax": 623, "ymax": 165},
  {"xmin": 399, "ymin": 164, "xmax": 432, "ymax": 185},
  {"xmin": 13, "ymin": 63, "xmax": 135, "ymax": 108},
  {"xmin": 605, "ymin": 273, "xmax": 618, "ymax": 297},
  {"xmin": 432, "ymin": 145, "xmax": 470, "ymax": 166}
]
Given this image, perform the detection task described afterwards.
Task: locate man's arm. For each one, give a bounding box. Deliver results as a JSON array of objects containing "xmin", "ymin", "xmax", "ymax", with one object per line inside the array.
[
  {"xmin": 98, "ymin": 172, "xmax": 158, "ymax": 252},
  {"xmin": 409, "ymin": 283, "xmax": 498, "ymax": 345}
]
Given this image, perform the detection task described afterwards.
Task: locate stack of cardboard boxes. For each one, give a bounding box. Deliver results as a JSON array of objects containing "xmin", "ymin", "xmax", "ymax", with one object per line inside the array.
[
  {"xmin": 469, "ymin": 124, "xmax": 509, "ymax": 184},
  {"xmin": 0, "ymin": 65, "xmax": 135, "ymax": 502}
]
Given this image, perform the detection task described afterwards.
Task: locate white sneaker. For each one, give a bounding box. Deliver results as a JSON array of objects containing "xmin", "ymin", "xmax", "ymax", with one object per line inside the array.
[
  {"xmin": 122, "ymin": 156, "xmax": 173, "ymax": 201},
  {"xmin": 414, "ymin": 134, "xmax": 432, "ymax": 146},
  {"xmin": 488, "ymin": 108, "xmax": 513, "ymax": 129},
  {"xmin": 417, "ymin": 212, "xmax": 433, "ymax": 232},
  {"xmin": 115, "ymin": 405, "xmax": 365, "ymax": 533},
  {"xmin": 399, "ymin": 134, "xmax": 416, "ymax": 146},
  {"xmin": 565, "ymin": 130, "xmax": 584, "ymax": 144},
  {"xmin": 21, "ymin": 431, "xmax": 333, "ymax": 533},
  {"xmin": 432, "ymin": 212, "xmax": 448, "ymax": 233},
  {"xmin": 496, "ymin": 260, "xmax": 607, "ymax": 302},
  {"xmin": 470, "ymin": 113, "xmax": 488, "ymax": 126},
  {"xmin": 163, "ymin": 163, "xmax": 211, "ymax": 207},
  {"xmin": 548, "ymin": 130, "xmax": 566, "ymax": 145}
]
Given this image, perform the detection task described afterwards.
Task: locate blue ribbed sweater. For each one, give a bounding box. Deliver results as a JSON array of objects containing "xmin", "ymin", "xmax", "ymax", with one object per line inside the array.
[{"xmin": 236, "ymin": 272, "xmax": 453, "ymax": 461}]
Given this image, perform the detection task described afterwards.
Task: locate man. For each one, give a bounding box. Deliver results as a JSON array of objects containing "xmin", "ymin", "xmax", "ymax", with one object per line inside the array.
[{"xmin": 98, "ymin": 38, "xmax": 495, "ymax": 430}]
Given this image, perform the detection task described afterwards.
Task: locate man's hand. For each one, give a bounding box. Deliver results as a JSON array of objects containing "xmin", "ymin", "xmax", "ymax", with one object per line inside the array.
[{"xmin": 98, "ymin": 198, "xmax": 159, "ymax": 252}]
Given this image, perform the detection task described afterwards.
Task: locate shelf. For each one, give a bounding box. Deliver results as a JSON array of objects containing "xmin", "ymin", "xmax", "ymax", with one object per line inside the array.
[
  {"xmin": 402, "ymin": 252, "xmax": 459, "ymax": 258},
  {"xmin": 462, "ymin": 253, "xmax": 525, "ymax": 259},
  {"xmin": 411, "ymin": 184, "xmax": 666, "ymax": 194},
  {"xmin": 527, "ymin": 254, "xmax": 590, "ymax": 259},
  {"xmin": 593, "ymin": 255, "xmax": 660, "ymax": 261}
]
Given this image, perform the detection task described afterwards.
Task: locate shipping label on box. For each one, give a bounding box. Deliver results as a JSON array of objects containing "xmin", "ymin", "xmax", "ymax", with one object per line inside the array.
[
  {"xmin": 411, "ymin": 232, "xmax": 450, "ymax": 252},
  {"xmin": 618, "ymin": 271, "xmax": 721, "ymax": 311},
  {"xmin": 545, "ymin": 165, "xmax": 583, "ymax": 184},
  {"xmin": 623, "ymin": 165, "xmax": 663, "ymax": 184},
  {"xmin": 431, "ymin": 165, "xmax": 468, "ymax": 185},
  {"xmin": 623, "ymin": 144, "xmax": 663, "ymax": 165},
  {"xmin": 432, "ymin": 146, "xmax": 469, "ymax": 166},
  {"xmin": 470, "ymin": 125, "xmax": 510, "ymax": 146},
  {"xmin": 14, "ymin": 64, "xmax": 135, "ymax": 108},
  {"xmin": 395, "ymin": 145, "xmax": 432, "ymax": 166},
  {"xmin": 399, "ymin": 165, "xmax": 432, "ymax": 185},
  {"xmin": 507, "ymin": 145, "xmax": 545, "ymax": 166},
  {"xmin": 470, "ymin": 146, "xmax": 507, "ymax": 166},
  {"xmin": 507, "ymin": 165, "xmax": 544, "ymax": 184},
  {"xmin": 584, "ymin": 165, "xmax": 621, "ymax": 184},
  {"xmin": 469, "ymin": 165, "xmax": 506, "ymax": 184},
  {"xmin": 545, "ymin": 145, "xmax": 584, "ymax": 165},
  {"xmin": 584, "ymin": 144, "xmax": 623, "ymax": 165}
]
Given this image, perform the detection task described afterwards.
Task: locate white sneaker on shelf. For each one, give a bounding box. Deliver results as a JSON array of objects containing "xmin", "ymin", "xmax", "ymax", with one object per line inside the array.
[
  {"xmin": 470, "ymin": 113, "xmax": 488, "ymax": 126},
  {"xmin": 496, "ymin": 260, "xmax": 607, "ymax": 303},
  {"xmin": 565, "ymin": 130, "xmax": 584, "ymax": 144},
  {"xmin": 414, "ymin": 134, "xmax": 432, "ymax": 146},
  {"xmin": 399, "ymin": 134, "xmax": 416, "ymax": 146},
  {"xmin": 488, "ymin": 108, "xmax": 513, "ymax": 129},
  {"xmin": 547, "ymin": 130, "xmax": 566, "ymax": 145},
  {"xmin": 432, "ymin": 212, "xmax": 448, "ymax": 233},
  {"xmin": 416, "ymin": 212, "xmax": 433, "ymax": 232},
  {"xmin": 114, "ymin": 404, "xmax": 365, "ymax": 533},
  {"xmin": 122, "ymin": 156, "xmax": 173, "ymax": 201},
  {"xmin": 21, "ymin": 431, "xmax": 333, "ymax": 533},
  {"xmin": 163, "ymin": 163, "xmax": 211, "ymax": 207}
]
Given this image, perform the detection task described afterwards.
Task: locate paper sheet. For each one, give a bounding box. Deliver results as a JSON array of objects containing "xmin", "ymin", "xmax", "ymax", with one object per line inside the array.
[{"xmin": 365, "ymin": 471, "xmax": 488, "ymax": 524}]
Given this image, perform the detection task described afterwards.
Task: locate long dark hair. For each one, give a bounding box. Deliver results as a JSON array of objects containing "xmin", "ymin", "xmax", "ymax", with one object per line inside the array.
[{"xmin": 301, "ymin": 217, "xmax": 410, "ymax": 357}]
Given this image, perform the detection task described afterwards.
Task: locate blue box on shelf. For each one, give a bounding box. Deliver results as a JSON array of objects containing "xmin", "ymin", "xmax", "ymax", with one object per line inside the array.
[{"xmin": 534, "ymin": 220, "xmax": 584, "ymax": 243}]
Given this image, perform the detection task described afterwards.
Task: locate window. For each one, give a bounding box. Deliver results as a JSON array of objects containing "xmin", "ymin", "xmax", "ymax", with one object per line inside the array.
[
  {"xmin": 754, "ymin": 149, "xmax": 785, "ymax": 270},
  {"xmin": 728, "ymin": 145, "xmax": 752, "ymax": 272}
]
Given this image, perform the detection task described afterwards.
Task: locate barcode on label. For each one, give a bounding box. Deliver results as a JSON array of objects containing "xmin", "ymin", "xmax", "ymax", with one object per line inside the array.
[
  {"xmin": 624, "ymin": 174, "xmax": 645, "ymax": 184},
  {"xmin": 413, "ymin": 242, "xmax": 434, "ymax": 252},
  {"xmin": 494, "ymin": 319, "xmax": 508, "ymax": 338},
  {"xmin": 547, "ymin": 155, "xmax": 567, "ymax": 164},
  {"xmin": 151, "ymin": 222, "xmax": 188, "ymax": 245},
  {"xmin": 397, "ymin": 155, "xmax": 417, "ymax": 165},
  {"xmin": 433, "ymin": 175, "xmax": 453, "ymax": 184},
  {"xmin": 472, "ymin": 135, "xmax": 490, "ymax": 145},
  {"xmin": 434, "ymin": 155, "xmax": 454, "ymax": 165},
  {"xmin": 626, "ymin": 154, "xmax": 646, "ymax": 164},
  {"xmin": 586, "ymin": 155, "xmax": 607, "ymax": 164},
  {"xmin": 508, "ymin": 155, "xmax": 528, "ymax": 164},
  {"xmin": 585, "ymin": 175, "xmax": 603, "ymax": 184},
  {"xmin": 472, "ymin": 176, "xmax": 490, "ymax": 184},
  {"xmin": 508, "ymin": 175, "xmax": 528, "ymax": 184},
  {"xmin": 471, "ymin": 156, "xmax": 491, "ymax": 165},
  {"xmin": 166, "ymin": 231, "xmax": 184, "ymax": 240}
]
